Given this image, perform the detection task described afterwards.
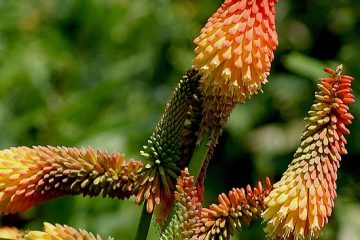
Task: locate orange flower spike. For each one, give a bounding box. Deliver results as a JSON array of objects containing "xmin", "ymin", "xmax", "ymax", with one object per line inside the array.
[
  {"xmin": 193, "ymin": 0, "xmax": 278, "ymax": 101},
  {"xmin": 0, "ymin": 146, "xmax": 143, "ymax": 214},
  {"xmin": 262, "ymin": 65, "xmax": 355, "ymax": 240}
]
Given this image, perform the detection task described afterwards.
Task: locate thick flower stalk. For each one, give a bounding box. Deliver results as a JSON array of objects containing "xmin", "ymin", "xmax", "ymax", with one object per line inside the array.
[
  {"xmin": 178, "ymin": 87, "xmax": 203, "ymax": 170},
  {"xmin": 0, "ymin": 146, "xmax": 143, "ymax": 214},
  {"xmin": 136, "ymin": 69, "xmax": 200, "ymax": 218},
  {"xmin": 22, "ymin": 222, "xmax": 109, "ymax": 240},
  {"xmin": 159, "ymin": 169, "xmax": 202, "ymax": 240},
  {"xmin": 262, "ymin": 65, "xmax": 355, "ymax": 240},
  {"xmin": 195, "ymin": 178, "xmax": 271, "ymax": 240}
]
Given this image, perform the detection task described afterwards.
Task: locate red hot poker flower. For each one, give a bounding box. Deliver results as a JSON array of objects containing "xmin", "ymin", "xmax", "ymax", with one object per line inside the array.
[
  {"xmin": 193, "ymin": 0, "xmax": 278, "ymax": 102},
  {"xmin": 262, "ymin": 65, "xmax": 355, "ymax": 240}
]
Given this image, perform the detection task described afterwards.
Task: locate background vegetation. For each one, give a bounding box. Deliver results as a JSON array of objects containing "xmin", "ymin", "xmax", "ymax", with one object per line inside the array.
[{"xmin": 0, "ymin": 0, "xmax": 359, "ymax": 239}]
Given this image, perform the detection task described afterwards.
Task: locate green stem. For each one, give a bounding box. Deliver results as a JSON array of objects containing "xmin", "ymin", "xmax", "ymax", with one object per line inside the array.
[
  {"xmin": 135, "ymin": 204, "xmax": 153, "ymax": 240},
  {"xmin": 188, "ymin": 132, "xmax": 211, "ymax": 182}
]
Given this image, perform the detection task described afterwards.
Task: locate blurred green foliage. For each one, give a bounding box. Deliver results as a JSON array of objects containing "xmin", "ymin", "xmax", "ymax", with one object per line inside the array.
[{"xmin": 0, "ymin": 0, "xmax": 359, "ymax": 239}]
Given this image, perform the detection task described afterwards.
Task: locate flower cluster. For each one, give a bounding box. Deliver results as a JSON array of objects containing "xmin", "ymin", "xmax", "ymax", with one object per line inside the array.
[
  {"xmin": 0, "ymin": 0, "xmax": 355, "ymax": 239},
  {"xmin": 0, "ymin": 146, "xmax": 143, "ymax": 214},
  {"xmin": 195, "ymin": 178, "xmax": 271, "ymax": 240},
  {"xmin": 262, "ymin": 65, "xmax": 355, "ymax": 239}
]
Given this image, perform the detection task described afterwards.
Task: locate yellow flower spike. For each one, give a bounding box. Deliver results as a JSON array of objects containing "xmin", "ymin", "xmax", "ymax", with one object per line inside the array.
[
  {"xmin": 23, "ymin": 222, "xmax": 106, "ymax": 240},
  {"xmin": 0, "ymin": 146, "xmax": 143, "ymax": 214},
  {"xmin": 262, "ymin": 65, "xmax": 355, "ymax": 240},
  {"xmin": 0, "ymin": 226, "xmax": 22, "ymax": 239}
]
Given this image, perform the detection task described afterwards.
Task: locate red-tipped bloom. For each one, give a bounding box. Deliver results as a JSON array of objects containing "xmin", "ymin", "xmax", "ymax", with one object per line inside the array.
[
  {"xmin": 193, "ymin": 0, "xmax": 278, "ymax": 102},
  {"xmin": 262, "ymin": 65, "xmax": 355, "ymax": 239}
]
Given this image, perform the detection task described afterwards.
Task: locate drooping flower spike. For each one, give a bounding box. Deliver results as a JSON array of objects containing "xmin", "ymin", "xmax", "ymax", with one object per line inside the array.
[
  {"xmin": 193, "ymin": 0, "xmax": 278, "ymax": 102},
  {"xmin": 23, "ymin": 222, "xmax": 108, "ymax": 240},
  {"xmin": 195, "ymin": 178, "xmax": 272, "ymax": 240},
  {"xmin": 0, "ymin": 146, "xmax": 143, "ymax": 214},
  {"xmin": 262, "ymin": 65, "xmax": 355, "ymax": 239}
]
